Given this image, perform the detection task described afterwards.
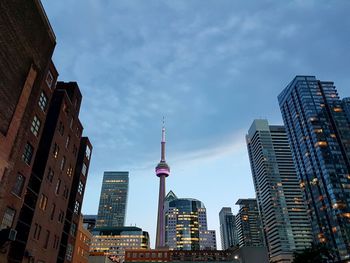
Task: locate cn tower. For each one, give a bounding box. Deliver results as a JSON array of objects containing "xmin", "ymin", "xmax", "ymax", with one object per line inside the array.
[{"xmin": 155, "ymin": 120, "xmax": 170, "ymax": 249}]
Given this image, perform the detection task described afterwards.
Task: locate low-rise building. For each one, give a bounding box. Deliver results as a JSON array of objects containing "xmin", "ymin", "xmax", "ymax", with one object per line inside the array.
[{"xmin": 90, "ymin": 226, "xmax": 149, "ymax": 262}]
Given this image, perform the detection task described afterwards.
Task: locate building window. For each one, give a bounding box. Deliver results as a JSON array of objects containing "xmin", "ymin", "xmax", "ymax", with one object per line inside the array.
[
  {"xmin": 67, "ymin": 165, "xmax": 73, "ymax": 177},
  {"xmin": 58, "ymin": 210, "xmax": 64, "ymax": 223},
  {"xmin": 78, "ymin": 181, "xmax": 84, "ymax": 195},
  {"xmin": 30, "ymin": 115, "xmax": 41, "ymax": 136},
  {"xmin": 0, "ymin": 207, "xmax": 15, "ymax": 230},
  {"xmin": 85, "ymin": 145, "xmax": 91, "ymax": 160},
  {"xmin": 82, "ymin": 163, "xmax": 87, "ymax": 177},
  {"xmin": 44, "ymin": 230, "xmax": 50, "ymax": 249},
  {"xmin": 46, "ymin": 71, "xmax": 54, "ymax": 88},
  {"xmin": 66, "ymin": 244, "xmax": 73, "ymax": 261},
  {"xmin": 22, "ymin": 143, "xmax": 34, "ymax": 165},
  {"xmin": 50, "ymin": 204, "xmax": 56, "ymax": 220},
  {"xmin": 12, "ymin": 173, "xmax": 25, "ymax": 197},
  {"xmin": 38, "ymin": 92, "xmax": 48, "ymax": 111},
  {"xmin": 70, "ymin": 223, "xmax": 77, "ymax": 236},
  {"xmin": 74, "ymin": 201, "xmax": 80, "ymax": 214},
  {"xmin": 39, "ymin": 194, "xmax": 48, "ymax": 211},
  {"xmin": 55, "ymin": 179, "xmax": 61, "ymax": 195},
  {"xmin": 53, "ymin": 143, "xmax": 59, "ymax": 159},
  {"xmin": 60, "ymin": 156, "xmax": 66, "ymax": 171},
  {"xmin": 73, "ymin": 145, "xmax": 77, "ymax": 156},
  {"xmin": 58, "ymin": 121, "xmax": 64, "ymax": 136},
  {"xmin": 63, "ymin": 185, "xmax": 69, "ymax": 199},
  {"xmin": 53, "ymin": 234, "xmax": 59, "ymax": 249},
  {"xmin": 47, "ymin": 167, "xmax": 54, "ymax": 182},
  {"xmin": 33, "ymin": 223, "xmax": 42, "ymax": 240},
  {"xmin": 65, "ymin": 135, "xmax": 71, "ymax": 148}
]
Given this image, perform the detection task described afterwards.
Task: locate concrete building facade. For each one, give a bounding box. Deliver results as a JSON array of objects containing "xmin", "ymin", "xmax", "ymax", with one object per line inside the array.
[{"xmin": 246, "ymin": 120, "xmax": 312, "ymax": 262}]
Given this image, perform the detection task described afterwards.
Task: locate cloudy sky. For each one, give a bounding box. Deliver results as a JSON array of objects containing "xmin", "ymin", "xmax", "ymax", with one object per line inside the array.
[{"xmin": 42, "ymin": 0, "xmax": 350, "ymax": 248}]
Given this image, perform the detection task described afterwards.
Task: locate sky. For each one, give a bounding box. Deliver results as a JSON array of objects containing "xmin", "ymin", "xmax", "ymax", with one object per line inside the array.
[{"xmin": 41, "ymin": 0, "xmax": 350, "ymax": 249}]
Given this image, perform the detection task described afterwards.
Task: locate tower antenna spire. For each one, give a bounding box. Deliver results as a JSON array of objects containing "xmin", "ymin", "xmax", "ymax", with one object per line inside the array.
[{"xmin": 161, "ymin": 116, "xmax": 166, "ymax": 161}]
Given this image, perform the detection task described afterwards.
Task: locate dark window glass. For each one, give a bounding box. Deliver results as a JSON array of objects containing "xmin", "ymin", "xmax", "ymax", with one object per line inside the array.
[
  {"xmin": 12, "ymin": 173, "xmax": 25, "ymax": 196},
  {"xmin": 22, "ymin": 143, "xmax": 33, "ymax": 165}
]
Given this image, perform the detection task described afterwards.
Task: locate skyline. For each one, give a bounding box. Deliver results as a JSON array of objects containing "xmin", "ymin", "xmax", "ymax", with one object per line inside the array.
[{"xmin": 40, "ymin": 0, "xmax": 350, "ymax": 249}]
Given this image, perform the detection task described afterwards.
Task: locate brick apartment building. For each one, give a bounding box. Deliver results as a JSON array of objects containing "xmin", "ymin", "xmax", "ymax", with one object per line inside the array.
[{"xmin": 0, "ymin": 1, "xmax": 93, "ymax": 263}]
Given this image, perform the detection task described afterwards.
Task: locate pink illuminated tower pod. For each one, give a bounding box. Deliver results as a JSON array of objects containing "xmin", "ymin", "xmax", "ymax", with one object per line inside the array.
[{"xmin": 155, "ymin": 119, "xmax": 170, "ymax": 249}]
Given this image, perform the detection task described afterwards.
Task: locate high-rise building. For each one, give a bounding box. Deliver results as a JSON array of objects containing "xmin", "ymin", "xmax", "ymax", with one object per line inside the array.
[
  {"xmin": 90, "ymin": 226, "xmax": 150, "ymax": 262},
  {"xmin": 155, "ymin": 123, "xmax": 170, "ymax": 248},
  {"xmin": 235, "ymin": 199, "xmax": 264, "ymax": 248},
  {"xmin": 219, "ymin": 207, "xmax": 238, "ymax": 250},
  {"xmin": 164, "ymin": 191, "xmax": 216, "ymax": 250},
  {"xmin": 278, "ymin": 75, "xmax": 350, "ymax": 261},
  {"xmin": 342, "ymin": 97, "xmax": 350, "ymax": 120},
  {"xmin": 246, "ymin": 119, "xmax": 312, "ymax": 262},
  {"xmin": 96, "ymin": 171, "xmax": 129, "ymax": 228}
]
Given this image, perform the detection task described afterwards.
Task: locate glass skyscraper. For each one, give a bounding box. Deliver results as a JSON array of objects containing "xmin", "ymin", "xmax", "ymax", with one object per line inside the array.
[
  {"xmin": 235, "ymin": 199, "xmax": 265, "ymax": 248},
  {"xmin": 96, "ymin": 171, "xmax": 129, "ymax": 228},
  {"xmin": 219, "ymin": 207, "xmax": 238, "ymax": 250},
  {"xmin": 278, "ymin": 76, "xmax": 350, "ymax": 261},
  {"xmin": 164, "ymin": 191, "xmax": 216, "ymax": 250},
  {"xmin": 246, "ymin": 120, "xmax": 312, "ymax": 262}
]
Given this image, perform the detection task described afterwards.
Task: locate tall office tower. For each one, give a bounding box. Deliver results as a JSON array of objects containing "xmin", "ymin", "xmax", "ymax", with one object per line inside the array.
[
  {"xmin": 96, "ymin": 171, "xmax": 129, "ymax": 228},
  {"xmin": 155, "ymin": 123, "xmax": 170, "ymax": 248},
  {"xmin": 246, "ymin": 120, "xmax": 312, "ymax": 262},
  {"xmin": 164, "ymin": 191, "xmax": 216, "ymax": 250},
  {"xmin": 235, "ymin": 199, "xmax": 264, "ymax": 248},
  {"xmin": 278, "ymin": 76, "xmax": 350, "ymax": 261},
  {"xmin": 5, "ymin": 80, "xmax": 92, "ymax": 263},
  {"xmin": 219, "ymin": 207, "xmax": 239, "ymax": 250},
  {"xmin": 342, "ymin": 97, "xmax": 350, "ymax": 119}
]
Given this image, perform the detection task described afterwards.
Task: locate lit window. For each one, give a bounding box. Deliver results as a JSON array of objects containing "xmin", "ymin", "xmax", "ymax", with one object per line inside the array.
[
  {"xmin": 53, "ymin": 143, "xmax": 59, "ymax": 159},
  {"xmin": 74, "ymin": 201, "xmax": 80, "ymax": 214},
  {"xmin": 38, "ymin": 92, "xmax": 48, "ymax": 111},
  {"xmin": 66, "ymin": 244, "xmax": 73, "ymax": 261},
  {"xmin": 22, "ymin": 143, "xmax": 34, "ymax": 165},
  {"xmin": 82, "ymin": 163, "xmax": 87, "ymax": 177},
  {"xmin": 67, "ymin": 165, "xmax": 73, "ymax": 177},
  {"xmin": 12, "ymin": 173, "xmax": 25, "ymax": 196},
  {"xmin": 39, "ymin": 194, "xmax": 48, "ymax": 211},
  {"xmin": 0, "ymin": 207, "xmax": 15, "ymax": 230},
  {"xmin": 46, "ymin": 71, "xmax": 54, "ymax": 88},
  {"xmin": 85, "ymin": 145, "xmax": 91, "ymax": 160},
  {"xmin": 30, "ymin": 115, "xmax": 41, "ymax": 136},
  {"xmin": 78, "ymin": 181, "xmax": 84, "ymax": 195}
]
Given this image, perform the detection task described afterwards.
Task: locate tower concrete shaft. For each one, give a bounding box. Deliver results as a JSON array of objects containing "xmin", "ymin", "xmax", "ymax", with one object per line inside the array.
[{"xmin": 155, "ymin": 123, "xmax": 170, "ymax": 249}]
